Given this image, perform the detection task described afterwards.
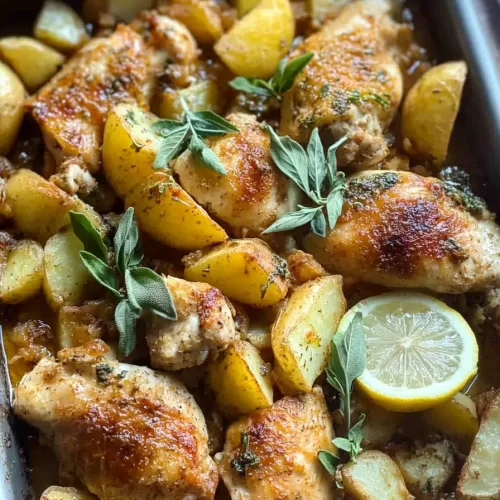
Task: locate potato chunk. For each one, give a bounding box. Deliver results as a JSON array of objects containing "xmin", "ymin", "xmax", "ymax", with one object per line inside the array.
[
  {"xmin": 272, "ymin": 276, "xmax": 346, "ymax": 393},
  {"xmin": 342, "ymin": 451, "xmax": 413, "ymax": 500},
  {"xmin": 422, "ymin": 392, "xmax": 479, "ymax": 453},
  {"xmin": 0, "ymin": 61, "xmax": 24, "ymax": 156},
  {"xmin": 43, "ymin": 229, "xmax": 96, "ymax": 310},
  {"xmin": 0, "ymin": 37, "xmax": 65, "ymax": 91},
  {"xmin": 457, "ymin": 390, "xmax": 500, "ymax": 499},
  {"xmin": 41, "ymin": 485, "xmax": 95, "ymax": 500},
  {"xmin": 393, "ymin": 440, "xmax": 456, "ymax": 499},
  {"xmin": 183, "ymin": 239, "xmax": 290, "ymax": 307},
  {"xmin": 208, "ymin": 340, "xmax": 273, "ymax": 417},
  {"xmin": 214, "ymin": 0, "xmax": 294, "ymax": 78},
  {"xmin": 402, "ymin": 62, "xmax": 467, "ymax": 165},
  {"xmin": 34, "ymin": 0, "xmax": 88, "ymax": 52},
  {"xmin": 102, "ymin": 103, "xmax": 162, "ymax": 198},
  {"xmin": 0, "ymin": 240, "xmax": 44, "ymax": 304},
  {"xmin": 125, "ymin": 172, "xmax": 227, "ymax": 251}
]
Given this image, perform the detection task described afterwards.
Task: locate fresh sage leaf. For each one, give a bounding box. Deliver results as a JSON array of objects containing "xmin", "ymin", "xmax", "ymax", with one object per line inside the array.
[
  {"xmin": 115, "ymin": 299, "xmax": 139, "ymax": 357},
  {"xmin": 311, "ymin": 210, "xmax": 326, "ymax": 237},
  {"xmin": 69, "ymin": 211, "xmax": 108, "ymax": 262},
  {"xmin": 332, "ymin": 437, "xmax": 352, "ymax": 453},
  {"xmin": 326, "ymin": 136, "xmax": 348, "ymax": 185},
  {"xmin": 229, "ymin": 76, "xmax": 275, "ymax": 97},
  {"xmin": 152, "ymin": 119, "xmax": 185, "ymax": 135},
  {"xmin": 114, "ymin": 207, "xmax": 143, "ymax": 274},
  {"xmin": 261, "ymin": 206, "xmax": 319, "ymax": 234},
  {"xmin": 190, "ymin": 110, "xmax": 240, "ymax": 137},
  {"xmin": 80, "ymin": 251, "xmax": 122, "ymax": 299},
  {"xmin": 317, "ymin": 450, "xmax": 341, "ymax": 475},
  {"xmin": 153, "ymin": 124, "xmax": 189, "ymax": 169},
  {"xmin": 325, "ymin": 175, "xmax": 345, "ymax": 230},
  {"xmin": 125, "ymin": 267, "xmax": 177, "ymax": 320},
  {"xmin": 306, "ymin": 128, "xmax": 326, "ymax": 196},
  {"xmin": 277, "ymin": 52, "xmax": 314, "ymax": 94},
  {"xmin": 189, "ymin": 134, "xmax": 227, "ymax": 175}
]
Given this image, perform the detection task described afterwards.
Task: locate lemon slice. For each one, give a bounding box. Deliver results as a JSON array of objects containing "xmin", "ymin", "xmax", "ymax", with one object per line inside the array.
[{"xmin": 338, "ymin": 292, "xmax": 478, "ymax": 412}]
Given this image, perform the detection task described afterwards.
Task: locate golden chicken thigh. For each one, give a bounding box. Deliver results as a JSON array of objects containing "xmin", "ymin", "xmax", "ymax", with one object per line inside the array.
[
  {"xmin": 280, "ymin": 0, "xmax": 405, "ymax": 170},
  {"xmin": 147, "ymin": 276, "xmax": 237, "ymax": 371},
  {"xmin": 304, "ymin": 170, "xmax": 500, "ymax": 293},
  {"xmin": 174, "ymin": 113, "xmax": 296, "ymax": 237},
  {"xmin": 216, "ymin": 388, "xmax": 336, "ymax": 499},
  {"xmin": 14, "ymin": 341, "xmax": 218, "ymax": 500}
]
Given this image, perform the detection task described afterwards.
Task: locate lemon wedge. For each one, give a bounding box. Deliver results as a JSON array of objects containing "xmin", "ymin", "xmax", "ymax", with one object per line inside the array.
[{"xmin": 338, "ymin": 292, "xmax": 478, "ymax": 412}]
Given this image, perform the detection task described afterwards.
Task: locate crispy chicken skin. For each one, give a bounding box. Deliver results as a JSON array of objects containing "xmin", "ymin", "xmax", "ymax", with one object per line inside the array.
[
  {"xmin": 304, "ymin": 171, "xmax": 500, "ymax": 293},
  {"xmin": 147, "ymin": 276, "xmax": 237, "ymax": 371},
  {"xmin": 280, "ymin": 0, "xmax": 404, "ymax": 170},
  {"xmin": 174, "ymin": 113, "xmax": 296, "ymax": 237},
  {"xmin": 215, "ymin": 388, "xmax": 336, "ymax": 500},
  {"xmin": 14, "ymin": 341, "xmax": 219, "ymax": 500},
  {"xmin": 26, "ymin": 12, "xmax": 198, "ymax": 173}
]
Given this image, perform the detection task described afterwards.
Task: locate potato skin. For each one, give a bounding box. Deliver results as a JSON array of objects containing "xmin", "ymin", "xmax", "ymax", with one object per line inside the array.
[
  {"xmin": 125, "ymin": 171, "xmax": 228, "ymax": 251},
  {"xmin": 402, "ymin": 61, "xmax": 467, "ymax": 165},
  {"xmin": 103, "ymin": 103, "xmax": 162, "ymax": 198},
  {"xmin": 183, "ymin": 239, "xmax": 290, "ymax": 307},
  {"xmin": 214, "ymin": 0, "xmax": 294, "ymax": 78},
  {"xmin": 0, "ymin": 61, "xmax": 24, "ymax": 156}
]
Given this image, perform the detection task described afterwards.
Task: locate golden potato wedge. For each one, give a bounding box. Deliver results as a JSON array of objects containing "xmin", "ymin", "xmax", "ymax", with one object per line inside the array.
[
  {"xmin": 245, "ymin": 323, "xmax": 272, "ymax": 351},
  {"xmin": 422, "ymin": 392, "xmax": 479, "ymax": 453},
  {"xmin": 0, "ymin": 240, "xmax": 44, "ymax": 304},
  {"xmin": 0, "ymin": 61, "xmax": 24, "ymax": 156},
  {"xmin": 83, "ymin": 0, "xmax": 155, "ymax": 22},
  {"xmin": 0, "ymin": 37, "xmax": 65, "ymax": 91},
  {"xmin": 286, "ymin": 249, "xmax": 327, "ymax": 286},
  {"xmin": 208, "ymin": 340, "xmax": 273, "ymax": 417},
  {"xmin": 126, "ymin": 171, "xmax": 227, "ymax": 251},
  {"xmin": 34, "ymin": 0, "xmax": 88, "ymax": 52},
  {"xmin": 393, "ymin": 440, "xmax": 456, "ymax": 499},
  {"xmin": 155, "ymin": 81, "xmax": 221, "ymax": 121},
  {"xmin": 214, "ymin": 0, "xmax": 294, "ymax": 78},
  {"xmin": 102, "ymin": 103, "xmax": 162, "ymax": 198},
  {"xmin": 342, "ymin": 450, "xmax": 413, "ymax": 500},
  {"xmin": 457, "ymin": 390, "xmax": 500, "ymax": 499},
  {"xmin": 159, "ymin": 0, "xmax": 223, "ymax": 44},
  {"xmin": 402, "ymin": 61, "xmax": 467, "ymax": 165},
  {"xmin": 183, "ymin": 239, "xmax": 290, "ymax": 307},
  {"xmin": 271, "ymin": 276, "xmax": 346, "ymax": 393},
  {"xmin": 6, "ymin": 169, "xmax": 77, "ymax": 242},
  {"xmin": 43, "ymin": 229, "xmax": 97, "ymax": 311},
  {"xmin": 234, "ymin": 0, "xmax": 260, "ymax": 17}
]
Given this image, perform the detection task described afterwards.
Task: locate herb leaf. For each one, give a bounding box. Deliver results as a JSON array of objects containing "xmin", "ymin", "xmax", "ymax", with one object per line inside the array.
[
  {"xmin": 311, "ymin": 210, "xmax": 326, "ymax": 237},
  {"xmin": 317, "ymin": 450, "xmax": 341, "ymax": 475},
  {"xmin": 262, "ymin": 206, "xmax": 320, "ymax": 234},
  {"xmin": 115, "ymin": 299, "xmax": 139, "ymax": 357},
  {"xmin": 125, "ymin": 267, "xmax": 177, "ymax": 320},
  {"xmin": 307, "ymin": 128, "xmax": 326, "ymax": 195},
  {"xmin": 153, "ymin": 124, "xmax": 189, "ymax": 169},
  {"xmin": 69, "ymin": 211, "xmax": 108, "ymax": 262},
  {"xmin": 114, "ymin": 207, "xmax": 143, "ymax": 274},
  {"xmin": 189, "ymin": 134, "xmax": 227, "ymax": 175},
  {"xmin": 190, "ymin": 111, "xmax": 240, "ymax": 137},
  {"xmin": 231, "ymin": 432, "xmax": 260, "ymax": 477},
  {"xmin": 79, "ymin": 251, "xmax": 122, "ymax": 299},
  {"xmin": 276, "ymin": 52, "xmax": 314, "ymax": 94},
  {"xmin": 229, "ymin": 77, "xmax": 275, "ymax": 97}
]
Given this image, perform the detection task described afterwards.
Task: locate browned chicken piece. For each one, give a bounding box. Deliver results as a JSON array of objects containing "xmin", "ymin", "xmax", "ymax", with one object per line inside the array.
[
  {"xmin": 26, "ymin": 12, "xmax": 198, "ymax": 173},
  {"xmin": 280, "ymin": 0, "xmax": 405, "ymax": 170},
  {"xmin": 147, "ymin": 276, "xmax": 238, "ymax": 371},
  {"xmin": 304, "ymin": 170, "xmax": 500, "ymax": 293},
  {"xmin": 215, "ymin": 388, "xmax": 336, "ymax": 499},
  {"xmin": 14, "ymin": 340, "xmax": 219, "ymax": 500},
  {"xmin": 174, "ymin": 113, "xmax": 297, "ymax": 237}
]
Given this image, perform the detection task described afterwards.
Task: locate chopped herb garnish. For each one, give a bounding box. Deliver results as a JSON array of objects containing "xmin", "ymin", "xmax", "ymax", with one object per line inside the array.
[
  {"xmin": 260, "ymin": 255, "xmax": 290, "ymax": 298},
  {"xmin": 229, "ymin": 52, "xmax": 314, "ymax": 100},
  {"xmin": 95, "ymin": 363, "xmax": 113, "ymax": 384},
  {"xmin": 320, "ymin": 83, "xmax": 330, "ymax": 98},
  {"xmin": 70, "ymin": 208, "xmax": 177, "ymax": 357},
  {"xmin": 262, "ymin": 127, "xmax": 347, "ymax": 237},
  {"xmin": 347, "ymin": 90, "xmax": 390, "ymax": 109},
  {"xmin": 152, "ymin": 99, "xmax": 239, "ymax": 174},
  {"xmin": 231, "ymin": 432, "xmax": 260, "ymax": 476}
]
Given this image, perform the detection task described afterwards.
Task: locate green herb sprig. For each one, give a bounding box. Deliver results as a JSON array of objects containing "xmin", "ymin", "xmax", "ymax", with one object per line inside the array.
[
  {"xmin": 262, "ymin": 127, "xmax": 347, "ymax": 237},
  {"xmin": 318, "ymin": 313, "xmax": 367, "ymax": 474},
  {"xmin": 229, "ymin": 52, "xmax": 314, "ymax": 99},
  {"xmin": 347, "ymin": 90, "xmax": 390, "ymax": 110},
  {"xmin": 231, "ymin": 431, "xmax": 260, "ymax": 476},
  {"xmin": 69, "ymin": 208, "xmax": 177, "ymax": 356},
  {"xmin": 152, "ymin": 99, "xmax": 239, "ymax": 174}
]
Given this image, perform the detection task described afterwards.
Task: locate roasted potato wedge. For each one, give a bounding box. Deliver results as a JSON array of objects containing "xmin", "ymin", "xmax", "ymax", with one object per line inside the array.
[
  {"xmin": 0, "ymin": 37, "xmax": 65, "ymax": 91},
  {"xmin": 43, "ymin": 229, "xmax": 97, "ymax": 311},
  {"xmin": 155, "ymin": 81, "xmax": 221, "ymax": 121},
  {"xmin": 342, "ymin": 450, "xmax": 413, "ymax": 500},
  {"xmin": 402, "ymin": 61, "xmax": 467, "ymax": 165},
  {"xmin": 234, "ymin": 0, "xmax": 260, "ymax": 17},
  {"xmin": 126, "ymin": 172, "xmax": 227, "ymax": 251},
  {"xmin": 422, "ymin": 392, "xmax": 479, "ymax": 453},
  {"xmin": 0, "ymin": 61, "xmax": 24, "ymax": 156},
  {"xmin": 272, "ymin": 276, "xmax": 346, "ymax": 393},
  {"xmin": 208, "ymin": 340, "xmax": 273, "ymax": 417},
  {"xmin": 183, "ymin": 239, "xmax": 290, "ymax": 307},
  {"xmin": 102, "ymin": 103, "xmax": 162, "ymax": 198},
  {"xmin": 457, "ymin": 390, "xmax": 500, "ymax": 499},
  {"xmin": 214, "ymin": 0, "xmax": 294, "ymax": 78},
  {"xmin": 0, "ymin": 240, "xmax": 44, "ymax": 304},
  {"xmin": 34, "ymin": 0, "xmax": 88, "ymax": 52},
  {"xmin": 393, "ymin": 440, "xmax": 456, "ymax": 499}
]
